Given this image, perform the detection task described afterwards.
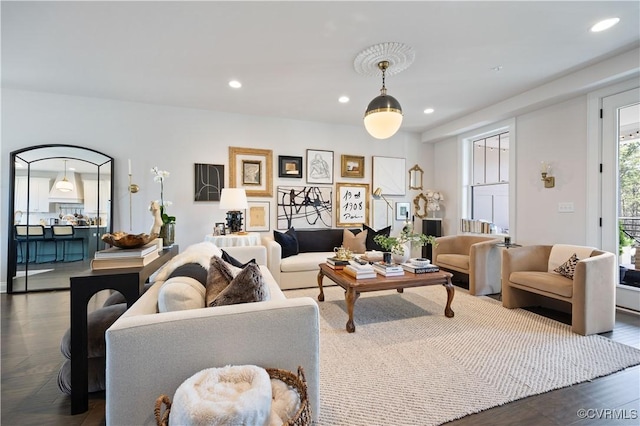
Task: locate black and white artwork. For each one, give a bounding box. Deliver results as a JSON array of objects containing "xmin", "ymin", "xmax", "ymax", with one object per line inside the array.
[
  {"xmin": 306, "ymin": 149, "xmax": 333, "ymax": 184},
  {"xmin": 194, "ymin": 163, "xmax": 224, "ymax": 201},
  {"xmin": 276, "ymin": 186, "xmax": 332, "ymax": 229}
]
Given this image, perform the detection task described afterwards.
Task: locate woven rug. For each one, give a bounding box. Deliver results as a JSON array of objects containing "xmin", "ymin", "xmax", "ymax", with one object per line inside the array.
[{"xmin": 286, "ymin": 286, "xmax": 640, "ymax": 426}]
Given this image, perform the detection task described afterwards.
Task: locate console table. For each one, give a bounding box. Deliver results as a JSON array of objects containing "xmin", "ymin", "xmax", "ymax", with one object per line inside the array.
[{"xmin": 69, "ymin": 245, "xmax": 178, "ymax": 414}]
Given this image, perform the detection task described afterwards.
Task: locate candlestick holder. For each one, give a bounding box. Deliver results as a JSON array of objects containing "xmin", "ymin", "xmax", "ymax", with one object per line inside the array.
[{"xmin": 128, "ymin": 174, "xmax": 139, "ymax": 231}]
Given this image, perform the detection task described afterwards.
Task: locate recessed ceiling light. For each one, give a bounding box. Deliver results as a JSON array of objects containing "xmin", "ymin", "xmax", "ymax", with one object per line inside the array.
[
  {"xmin": 338, "ymin": 96, "xmax": 349, "ymax": 103},
  {"xmin": 491, "ymin": 66, "xmax": 503, "ymax": 72},
  {"xmin": 69, "ymin": 167, "xmax": 76, "ymax": 171},
  {"xmin": 228, "ymin": 80, "xmax": 242, "ymax": 89},
  {"xmin": 590, "ymin": 17, "xmax": 620, "ymax": 32},
  {"xmin": 424, "ymin": 108, "xmax": 434, "ymax": 114}
]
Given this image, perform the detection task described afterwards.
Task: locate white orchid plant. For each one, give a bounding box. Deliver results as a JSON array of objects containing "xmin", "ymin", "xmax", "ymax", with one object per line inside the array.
[{"xmin": 151, "ymin": 166, "xmax": 175, "ymax": 224}]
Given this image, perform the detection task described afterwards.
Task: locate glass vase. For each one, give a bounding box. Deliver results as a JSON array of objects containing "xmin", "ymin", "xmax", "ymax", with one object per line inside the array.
[{"xmin": 159, "ymin": 223, "xmax": 175, "ymax": 246}]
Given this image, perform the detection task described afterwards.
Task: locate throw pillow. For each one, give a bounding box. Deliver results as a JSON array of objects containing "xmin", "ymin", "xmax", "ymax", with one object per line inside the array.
[
  {"xmin": 158, "ymin": 277, "xmax": 206, "ymax": 312},
  {"xmin": 554, "ymin": 253, "xmax": 579, "ymax": 279},
  {"xmin": 209, "ymin": 263, "xmax": 270, "ymax": 307},
  {"xmin": 60, "ymin": 303, "xmax": 127, "ymax": 359},
  {"xmin": 273, "ymin": 228, "xmax": 299, "ymax": 258},
  {"xmin": 221, "ymin": 249, "xmax": 256, "ymax": 268},
  {"xmin": 205, "ymin": 256, "xmax": 242, "ymax": 306},
  {"xmin": 363, "ymin": 224, "xmax": 391, "ymax": 251},
  {"xmin": 167, "ymin": 263, "xmax": 209, "ymax": 286},
  {"xmin": 342, "ymin": 228, "xmax": 368, "ymax": 254}
]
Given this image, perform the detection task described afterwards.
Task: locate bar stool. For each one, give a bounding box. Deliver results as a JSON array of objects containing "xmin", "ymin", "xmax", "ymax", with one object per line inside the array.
[
  {"xmin": 52, "ymin": 225, "xmax": 85, "ymax": 262},
  {"xmin": 15, "ymin": 225, "xmax": 49, "ymax": 263}
]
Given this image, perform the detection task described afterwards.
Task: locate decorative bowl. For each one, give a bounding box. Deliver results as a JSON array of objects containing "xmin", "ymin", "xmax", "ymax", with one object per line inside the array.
[
  {"xmin": 101, "ymin": 232, "xmax": 158, "ymax": 249},
  {"xmin": 410, "ymin": 258, "xmax": 431, "ymax": 267}
]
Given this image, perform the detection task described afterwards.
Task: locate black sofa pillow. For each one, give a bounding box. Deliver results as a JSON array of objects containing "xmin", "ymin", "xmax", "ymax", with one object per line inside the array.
[
  {"xmin": 221, "ymin": 249, "xmax": 256, "ymax": 268},
  {"xmin": 296, "ymin": 229, "xmax": 350, "ymax": 253},
  {"xmin": 273, "ymin": 228, "xmax": 299, "ymax": 258},
  {"xmin": 364, "ymin": 224, "xmax": 391, "ymax": 251}
]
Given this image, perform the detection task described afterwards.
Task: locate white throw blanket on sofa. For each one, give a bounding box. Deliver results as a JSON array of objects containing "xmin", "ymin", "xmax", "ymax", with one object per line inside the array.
[{"xmin": 169, "ymin": 365, "xmax": 301, "ymax": 426}]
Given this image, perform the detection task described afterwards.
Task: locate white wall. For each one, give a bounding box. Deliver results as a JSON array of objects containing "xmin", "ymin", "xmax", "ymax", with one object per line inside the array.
[
  {"xmin": 1, "ymin": 89, "xmax": 426, "ymax": 286},
  {"xmin": 430, "ymin": 95, "xmax": 591, "ymax": 246}
]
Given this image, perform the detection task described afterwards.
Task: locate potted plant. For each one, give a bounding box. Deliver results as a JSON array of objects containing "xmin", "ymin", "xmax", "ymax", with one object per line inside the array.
[{"xmin": 374, "ymin": 228, "xmax": 437, "ymax": 264}]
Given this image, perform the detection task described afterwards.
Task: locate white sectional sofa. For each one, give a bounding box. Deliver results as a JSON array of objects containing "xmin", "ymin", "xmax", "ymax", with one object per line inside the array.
[{"xmin": 105, "ymin": 244, "xmax": 320, "ymax": 425}]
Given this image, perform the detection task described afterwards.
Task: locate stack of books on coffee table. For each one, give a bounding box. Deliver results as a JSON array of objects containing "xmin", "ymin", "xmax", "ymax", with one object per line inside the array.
[
  {"xmin": 372, "ymin": 262, "xmax": 405, "ymax": 277},
  {"xmin": 343, "ymin": 261, "xmax": 376, "ymax": 279},
  {"xmin": 326, "ymin": 257, "xmax": 350, "ymax": 270},
  {"xmin": 401, "ymin": 262, "xmax": 440, "ymax": 274},
  {"xmin": 91, "ymin": 241, "xmax": 160, "ymax": 270}
]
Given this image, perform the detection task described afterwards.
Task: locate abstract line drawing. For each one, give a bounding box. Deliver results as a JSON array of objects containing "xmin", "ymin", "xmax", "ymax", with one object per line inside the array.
[
  {"xmin": 306, "ymin": 149, "xmax": 333, "ymax": 184},
  {"xmin": 277, "ymin": 186, "xmax": 332, "ymax": 229},
  {"xmin": 194, "ymin": 163, "xmax": 224, "ymax": 201}
]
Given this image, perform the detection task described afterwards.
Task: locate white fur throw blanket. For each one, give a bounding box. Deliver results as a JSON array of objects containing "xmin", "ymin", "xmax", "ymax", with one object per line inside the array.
[
  {"xmin": 169, "ymin": 365, "xmax": 301, "ymax": 426},
  {"xmin": 169, "ymin": 365, "xmax": 272, "ymax": 426}
]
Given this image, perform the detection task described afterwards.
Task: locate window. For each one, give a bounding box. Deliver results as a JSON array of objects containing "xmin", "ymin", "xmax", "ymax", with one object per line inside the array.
[{"xmin": 471, "ymin": 132, "xmax": 509, "ymax": 233}]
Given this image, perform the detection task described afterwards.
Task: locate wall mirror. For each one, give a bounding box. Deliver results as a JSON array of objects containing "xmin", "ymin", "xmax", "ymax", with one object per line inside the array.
[
  {"xmin": 413, "ymin": 193, "xmax": 429, "ymax": 219},
  {"xmin": 408, "ymin": 164, "xmax": 424, "ymax": 190},
  {"xmin": 7, "ymin": 145, "xmax": 113, "ymax": 293}
]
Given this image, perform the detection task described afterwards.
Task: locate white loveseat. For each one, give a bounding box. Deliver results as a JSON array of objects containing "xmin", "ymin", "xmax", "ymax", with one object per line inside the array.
[{"xmin": 105, "ymin": 244, "xmax": 320, "ymax": 425}]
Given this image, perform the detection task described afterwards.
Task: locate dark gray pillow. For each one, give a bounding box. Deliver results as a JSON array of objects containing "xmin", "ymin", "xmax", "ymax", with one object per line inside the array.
[
  {"xmin": 209, "ymin": 263, "xmax": 270, "ymax": 307},
  {"xmin": 364, "ymin": 224, "xmax": 391, "ymax": 251},
  {"xmin": 273, "ymin": 228, "xmax": 298, "ymax": 258},
  {"xmin": 60, "ymin": 303, "xmax": 127, "ymax": 359},
  {"xmin": 57, "ymin": 357, "xmax": 106, "ymax": 395},
  {"xmin": 168, "ymin": 263, "xmax": 209, "ymax": 286}
]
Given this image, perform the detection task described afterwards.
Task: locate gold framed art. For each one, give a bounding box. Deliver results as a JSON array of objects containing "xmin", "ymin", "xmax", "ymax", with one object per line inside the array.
[
  {"xmin": 229, "ymin": 147, "xmax": 273, "ymax": 197},
  {"xmin": 335, "ymin": 182, "xmax": 369, "ymax": 227},
  {"xmin": 341, "ymin": 155, "xmax": 365, "ymax": 178}
]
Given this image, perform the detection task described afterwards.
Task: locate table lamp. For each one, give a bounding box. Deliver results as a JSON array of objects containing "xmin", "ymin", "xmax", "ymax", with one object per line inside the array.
[{"xmin": 219, "ymin": 188, "xmax": 248, "ymax": 234}]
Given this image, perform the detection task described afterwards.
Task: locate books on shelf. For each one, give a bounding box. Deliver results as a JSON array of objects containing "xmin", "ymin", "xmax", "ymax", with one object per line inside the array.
[
  {"xmin": 401, "ymin": 262, "xmax": 440, "ymax": 274},
  {"xmin": 95, "ymin": 241, "xmax": 159, "ymax": 259},
  {"xmin": 343, "ymin": 264, "xmax": 377, "ymax": 279},
  {"xmin": 91, "ymin": 250, "xmax": 159, "ymax": 270}
]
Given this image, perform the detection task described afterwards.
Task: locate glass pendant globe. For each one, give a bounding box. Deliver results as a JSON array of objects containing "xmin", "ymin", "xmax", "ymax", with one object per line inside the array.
[{"xmin": 364, "ymin": 110, "xmax": 403, "ymax": 139}]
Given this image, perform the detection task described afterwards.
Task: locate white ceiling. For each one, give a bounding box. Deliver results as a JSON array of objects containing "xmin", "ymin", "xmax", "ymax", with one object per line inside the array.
[{"xmin": 2, "ymin": 1, "xmax": 639, "ymax": 135}]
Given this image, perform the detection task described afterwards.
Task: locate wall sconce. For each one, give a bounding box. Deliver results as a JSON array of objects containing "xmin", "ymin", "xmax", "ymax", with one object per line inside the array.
[{"xmin": 540, "ymin": 161, "xmax": 555, "ymax": 188}]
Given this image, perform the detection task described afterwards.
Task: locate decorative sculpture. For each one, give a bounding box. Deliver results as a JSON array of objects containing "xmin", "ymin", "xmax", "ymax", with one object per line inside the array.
[{"xmin": 101, "ymin": 201, "xmax": 161, "ymax": 249}]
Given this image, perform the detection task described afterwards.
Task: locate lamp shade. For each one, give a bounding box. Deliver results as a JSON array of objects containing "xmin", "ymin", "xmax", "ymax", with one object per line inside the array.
[
  {"xmin": 219, "ymin": 188, "xmax": 248, "ymax": 210},
  {"xmin": 364, "ymin": 94, "xmax": 403, "ymax": 139},
  {"xmin": 55, "ymin": 178, "xmax": 74, "ymax": 192}
]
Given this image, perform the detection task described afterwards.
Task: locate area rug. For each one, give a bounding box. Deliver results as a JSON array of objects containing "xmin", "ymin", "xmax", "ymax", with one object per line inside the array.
[{"xmin": 286, "ymin": 286, "xmax": 640, "ymax": 426}]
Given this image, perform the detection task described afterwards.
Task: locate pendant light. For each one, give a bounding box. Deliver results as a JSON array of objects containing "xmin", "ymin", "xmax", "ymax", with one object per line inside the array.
[
  {"xmin": 364, "ymin": 61, "xmax": 403, "ymax": 139},
  {"xmin": 55, "ymin": 160, "xmax": 74, "ymax": 192}
]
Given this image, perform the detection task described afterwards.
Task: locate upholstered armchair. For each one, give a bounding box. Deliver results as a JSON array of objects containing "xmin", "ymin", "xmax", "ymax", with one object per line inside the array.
[
  {"xmin": 432, "ymin": 235, "xmax": 501, "ymax": 295},
  {"xmin": 502, "ymin": 244, "xmax": 616, "ymax": 335}
]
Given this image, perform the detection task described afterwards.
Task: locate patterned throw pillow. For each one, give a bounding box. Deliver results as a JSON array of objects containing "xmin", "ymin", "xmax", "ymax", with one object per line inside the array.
[
  {"xmin": 554, "ymin": 253, "xmax": 579, "ymax": 279},
  {"xmin": 209, "ymin": 263, "xmax": 270, "ymax": 307}
]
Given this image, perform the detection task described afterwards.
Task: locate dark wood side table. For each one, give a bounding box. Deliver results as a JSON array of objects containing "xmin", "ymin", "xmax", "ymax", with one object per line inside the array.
[{"xmin": 69, "ymin": 245, "xmax": 178, "ymax": 414}]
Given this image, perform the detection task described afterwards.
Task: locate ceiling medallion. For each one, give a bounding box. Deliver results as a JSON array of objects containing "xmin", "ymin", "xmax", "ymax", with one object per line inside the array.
[{"xmin": 353, "ymin": 42, "xmax": 415, "ymax": 77}]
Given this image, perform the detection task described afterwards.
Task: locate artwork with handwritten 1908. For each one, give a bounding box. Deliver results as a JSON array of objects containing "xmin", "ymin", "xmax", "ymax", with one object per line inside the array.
[
  {"xmin": 336, "ymin": 182, "xmax": 370, "ymax": 227},
  {"xmin": 277, "ymin": 186, "xmax": 333, "ymax": 229}
]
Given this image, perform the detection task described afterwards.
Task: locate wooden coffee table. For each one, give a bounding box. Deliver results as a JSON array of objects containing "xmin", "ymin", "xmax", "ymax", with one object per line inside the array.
[{"xmin": 317, "ymin": 263, "xmax": 455, "ymax": 333}]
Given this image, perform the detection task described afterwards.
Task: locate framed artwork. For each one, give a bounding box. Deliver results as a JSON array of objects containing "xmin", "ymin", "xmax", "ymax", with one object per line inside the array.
[
  {"xmin": 246, "ymin": 201, "xmax": 270, "ymax": 232},
  {"xmin": 242, "ymin": 160, "xmax": 261, "ymax": 185},
  {"xmin": 335, "ymin": 182, "xmax": 369, "ymax": 227},
  {"xmin": 229, "ymin": 147, "xmax": 273, "ymax": 197},
  {"xmin": 306, "ymin": 149, "xmax": 334, "ymax": 184},
  {"xmin": 214, "ymin": 222, "xmax": 226, "ymax": 235},
  {"xmin": 278, "ymin": 156, "xmax": 303, "ymax": 178},
  {"xmin": 372, "ymin": 199, "xmax": 393, "ymax": 230},
  {"xmin": 373, "ymin": 156, "xmax": 406, "ymax": 195},
  {"xmin": 341, "ymin": 155, "xmax": 365, "ymax": 178},
  {"xmin": 276, "ymin": 186, "xmax": 333, "ymax": 229},
  {"xmin": 194, "ymin": 163, "xmax": 224, "ymax": 202},
  {"xmin": 396, "ymin": 202, "xmax": 411, "ymax": 221}
]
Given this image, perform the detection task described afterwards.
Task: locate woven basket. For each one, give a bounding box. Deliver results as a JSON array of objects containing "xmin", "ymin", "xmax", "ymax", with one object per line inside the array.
[{"xmin": 154, "ymin": 366, "xmax": 311, "ymax": 426}]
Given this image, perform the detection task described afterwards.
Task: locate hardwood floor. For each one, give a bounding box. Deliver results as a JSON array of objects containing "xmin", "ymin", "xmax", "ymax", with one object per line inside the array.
[{"xmin": 1, "ymin": 290, "xmax": 639, "ymax": 426}]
